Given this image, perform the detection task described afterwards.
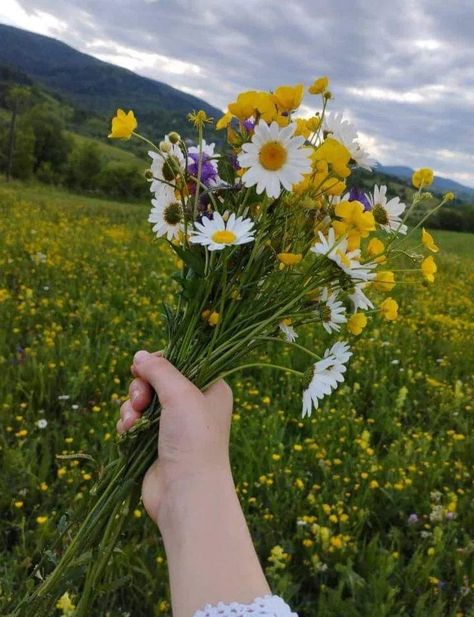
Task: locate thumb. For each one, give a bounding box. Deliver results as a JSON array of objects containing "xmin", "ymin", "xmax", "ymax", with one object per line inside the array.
[{"xmin": 132, "ymin": 350, "xmax": 201, "ymax": 407}]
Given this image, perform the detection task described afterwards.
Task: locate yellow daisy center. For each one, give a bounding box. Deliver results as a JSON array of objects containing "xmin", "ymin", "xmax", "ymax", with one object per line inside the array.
[
  {"xmin": 212, "ymin": 230, "xmax": 237, "ymax": 244},
  {"xmin": 259, "ymin": 141, "xmax": 287, "ymax": 171}
]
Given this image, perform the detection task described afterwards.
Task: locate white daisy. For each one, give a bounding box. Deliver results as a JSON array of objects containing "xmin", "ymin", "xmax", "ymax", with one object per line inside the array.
[
  {"xmin": 190, "ymin": 211, "xmax": 255, "ymax": 251},
  {"xmin": 323, "ymin": 112, "xmax": 374, "ymax": 171},
  {"xmin": 302, "ymin": 341, "xmax": 352, "ymax": 417},
  {"xmin": 148, "ymin": 138, "xmax": 185, "ymax": 188},
  {"xmin": 36, "ymin": 419, "xmax": 48, "ymax": 429},
  {"xmin": 148, "ymin": 185, "xmax": 184, "ymax": 241},
  {"xmin": 238, "ymin": 121, "xmax": 311, "ymax": 199},
  {"xmin": 367, "ymin": 185, "xmax": 407, "ymax": 234},
  {"xmin": 279, "ymin": 319, "xmax": 298, "ymax": 342},
  {"xmin": 311, "ymin": 228, "xmax": 375, "ymax": 282},
  {"xmin": 319, "ymin": 288, "xmax": 347, "ymax": 334},
  {"xmin": 347, "ymin": 282, "xmax": 373, "ymax": 312}
]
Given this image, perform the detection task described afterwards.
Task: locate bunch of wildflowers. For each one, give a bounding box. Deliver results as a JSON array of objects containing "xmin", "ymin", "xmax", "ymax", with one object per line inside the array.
[{"xmin": 12, "ymin": 77, "xmax": 450, "ymax": 617}]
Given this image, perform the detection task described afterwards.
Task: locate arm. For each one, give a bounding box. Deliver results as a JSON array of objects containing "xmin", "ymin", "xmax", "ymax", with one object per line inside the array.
[{"xmin": 118, "ymin": 350, "xmax": 288, "ymax": 617}]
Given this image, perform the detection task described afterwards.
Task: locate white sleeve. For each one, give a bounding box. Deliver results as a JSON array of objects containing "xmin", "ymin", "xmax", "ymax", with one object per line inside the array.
[{"xmin": 193, "ymin": 594, "xmax": 298, "ymax": 617}]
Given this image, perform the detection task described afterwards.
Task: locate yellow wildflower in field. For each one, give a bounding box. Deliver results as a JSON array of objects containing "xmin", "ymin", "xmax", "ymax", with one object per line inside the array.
[
  {"xmin": 379, "ymin": 298, "xmax": 399, "ymax": 321},
  {"xmin": 422, "ymin": 228, "xmax": 439, "ymax": 253},
  {"xmin": 108, "ymin": 109, "xmax": 137, "ymax": 140},
  {"xmin": 421, "ymin": 256, "xmax": 437, "ymax": 283},
  {"xmin": 347, "ymin": 313, "xmax": 367, "ymax": 335},
  {"xmin": 277, "ymin": 252, "xmax": 303, "ymax": 267},
  {"xmin": 36, "ymin": 516, "xmax": 48, "ymax": 525},
  {"xmin": 412, "ymin": 167, "xmax": 434, "ymax": 188},
  {"xmin": 56, "ymin": 591, "xmax": 75, "ymax": 616},
  {"xmin": 14, "ymin": 500, "xmax": 24, "ymax": 509},
  {"xmin": 308, "ymin": 76, "xmax": 329, "ymax": 94},
  {"xmin": 374, "ymin": 271, "xmax": 396, "ymax": 292}
]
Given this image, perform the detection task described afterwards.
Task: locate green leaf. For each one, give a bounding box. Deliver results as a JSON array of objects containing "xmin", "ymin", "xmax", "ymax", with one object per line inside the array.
[{"xmin": 170, "ymin": 243, "xmax": 204, "ymax": 276}]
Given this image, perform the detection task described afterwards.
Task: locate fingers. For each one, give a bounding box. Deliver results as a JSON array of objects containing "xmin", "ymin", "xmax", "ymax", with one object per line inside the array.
[
  {"xmin": 132, "ymin": 350, "xmax": 201, "ymax": 406},
  {"xmin": 117, "ymin": 399, "xmax": 142, "ymax": 433},
  {"xmin": 129, "ymin": 377, "xmax": 153, "ymax": 411}
]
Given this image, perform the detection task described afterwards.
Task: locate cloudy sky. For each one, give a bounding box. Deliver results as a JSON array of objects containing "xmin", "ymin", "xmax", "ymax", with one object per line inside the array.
[{"xmin": 1, "ymin": 0, "xmax": 473, "ymax": 187}]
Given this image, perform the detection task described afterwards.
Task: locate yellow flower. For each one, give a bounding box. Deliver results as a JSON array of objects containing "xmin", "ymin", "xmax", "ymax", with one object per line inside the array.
[
  {"xmin": 308, "ymin": 76, "xmax": 329, "ymax": 95},
  {"xmin": 228, "ymin": 91, "xmax": 276, "ymax": 122},
  {"xmin": 108, "ymin": 109, "xmax": 137, "ymax": 140},
  {"xmin": 421, "ymin": 255, "xmax": 437, "ymax": 282},
  {"xmin": 216, "ymin": 111, "xmax": 233, "ymax": 130},
  {"xmin": 273, "ymin": 84, "xmax": 304, "ymax": 112},
  {"xmin": 412, "ymin": 167, "xmax": 434, "ymax": 189},
  {"xmin": 333, "ymin": 200, "xmax": 376, "ymax": 238},
  {"xmin": 313, "ymin": 138, "xmax": 352, "ymax": 178},
  {"xmin": 444, "ymin": 191, "xmax": 455, "ymax": 201},
  {"xmin": 379, "ymin": 298, "xmax": 398, "ymax": 321},
  {"xmin": 422, "ymin": 228, "xmax": 439, "ymax": 253},
  {"xmin": 187, "ymin": 110, "xmax": 213, "ymax": 129},
  {"xmin": 14, "ymin": 500, "xmax": 24, "ymax": 508},
  {"xmin": 133, "ymin": 509, "xmax": 142, "ymax": 518},
  {"xmin": 277, "ymin": 252, "xmax": 303, "ymax": 266},
  {"xmin": 208, "ymin": 311, "xmax": 220, "ymax": 326},
  {"xmin": 56, "ymin": 591, "xmax": 75, "ymax": 615},
  {"xmin": 367, "ymin": 237, "xmax": 385, "ymax": 257},
  {"xmin": 374, "ymin": 271, "xmax": 396, "ymax": 292},
  {"xmin": 347, "ymin": 312, "xmax": 368, "ymax": 335},
  {"xmin": 36, "ymin": 515, "xmax": 48, "ymax": 525}
]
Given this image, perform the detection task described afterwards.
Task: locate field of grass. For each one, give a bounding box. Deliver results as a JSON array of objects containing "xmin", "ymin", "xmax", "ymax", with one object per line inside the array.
[{"xmin": 0, "ymin": 182, "xmax": 473, "ymax": 617}]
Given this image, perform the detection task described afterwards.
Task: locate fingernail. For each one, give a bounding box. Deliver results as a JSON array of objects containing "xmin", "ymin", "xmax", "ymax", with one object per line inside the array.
[{"xmin": 134, "ymin": 350, "xmax": 149, "ymax": 365}]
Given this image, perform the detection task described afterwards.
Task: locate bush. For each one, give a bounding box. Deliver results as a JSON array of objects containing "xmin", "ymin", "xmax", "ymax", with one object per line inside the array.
[{"xmin": 97, "ymin": 161, "xmax": 148, "ymax": 200}]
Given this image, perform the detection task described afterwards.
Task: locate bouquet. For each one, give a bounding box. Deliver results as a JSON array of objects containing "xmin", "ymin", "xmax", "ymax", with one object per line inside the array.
[{"xmin": 11, "ymin": 76, "xmax": 449, "ymax": 616}]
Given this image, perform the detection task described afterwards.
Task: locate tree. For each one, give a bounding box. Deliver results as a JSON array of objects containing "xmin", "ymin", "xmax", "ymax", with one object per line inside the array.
[
  {"xmin": 26, "ymin": 104, "xmax": 72, "ymax": 176},
  {"xmin": 4, "ymin": 85, "xmax": 31, "ymax": 181},
  {"xmin": 66, "ymin": 141, "xmax": 103, "ymax": 191}
]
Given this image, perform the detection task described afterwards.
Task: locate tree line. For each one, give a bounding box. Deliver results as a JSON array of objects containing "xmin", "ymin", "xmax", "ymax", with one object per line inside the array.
[{"xmin": 0, "ymin": 85, "xmax": 149, "ymax": 200}]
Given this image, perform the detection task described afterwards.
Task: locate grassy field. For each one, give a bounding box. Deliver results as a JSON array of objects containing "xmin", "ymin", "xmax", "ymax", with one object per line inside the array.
[{"xmin": 0, "ymin": 182, "xmax": 473, "ymax": 617}]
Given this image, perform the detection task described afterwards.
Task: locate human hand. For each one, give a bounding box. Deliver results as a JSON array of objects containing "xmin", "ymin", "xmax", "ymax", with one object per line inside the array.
[{"xmin": 117, "ymin": 350, "xmax": 234, "ymax": 528}]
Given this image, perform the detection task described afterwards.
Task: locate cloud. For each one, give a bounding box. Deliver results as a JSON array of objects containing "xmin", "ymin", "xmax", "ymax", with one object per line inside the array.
[{"xmin": 2, "ymin": 0, "xmax": 474, "ymax": 187}]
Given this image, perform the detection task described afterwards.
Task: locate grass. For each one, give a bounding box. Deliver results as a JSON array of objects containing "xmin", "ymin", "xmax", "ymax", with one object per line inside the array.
[{"xmin": 0, "ymin": 181, "xmax": 473, "ymax": 617}]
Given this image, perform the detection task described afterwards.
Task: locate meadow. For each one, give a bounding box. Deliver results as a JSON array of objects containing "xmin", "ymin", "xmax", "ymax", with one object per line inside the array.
[{"xmin": 0, "ymin": 181, "xmax": 473, "ymax": 617}]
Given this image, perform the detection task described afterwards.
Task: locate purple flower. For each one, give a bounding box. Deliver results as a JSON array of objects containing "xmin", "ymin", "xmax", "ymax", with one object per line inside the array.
[
  {"xmin": 242, "ymin": 119, "xmax": 255, "ymax": 132},
  {"xmin": 188, "ymin": 152, "xmax": 219, "ymax": 187},
  {"xmin": 348, "ymin": 186, "xmax": 371, "ymax": 211},
  {"xmin": 407, "ymin": 513, "xmax": 419, "ymax": 525}
]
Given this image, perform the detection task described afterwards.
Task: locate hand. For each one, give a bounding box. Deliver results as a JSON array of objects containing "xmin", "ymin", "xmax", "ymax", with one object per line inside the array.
[
  {"xmin": 117, "ymin": 350, "xmax": 234, "ymax": 527},
  {"xmin": 117, "ymin": 350, "xmax": 270, "ymax": 615}
]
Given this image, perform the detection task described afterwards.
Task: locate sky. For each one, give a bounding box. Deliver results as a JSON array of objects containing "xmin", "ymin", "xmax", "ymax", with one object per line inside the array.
[{"xmin": 1, "ymin": 0, "xmax": 473, "ymax": 187}]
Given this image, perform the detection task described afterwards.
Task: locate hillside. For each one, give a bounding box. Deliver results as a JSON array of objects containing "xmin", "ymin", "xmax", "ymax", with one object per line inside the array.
[
  {"xmin": 0, "ymin": 23, "xmax": 222, "ymax": 139},
  {"xmin": 376, "ymin": 164, "xmax": 474, "ymax": 202}
]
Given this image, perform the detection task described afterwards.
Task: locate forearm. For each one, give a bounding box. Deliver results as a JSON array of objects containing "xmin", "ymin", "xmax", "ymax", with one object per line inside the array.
[{"xmin": 158, "ymin": 468, "xmax": 271, "ymax": 617}]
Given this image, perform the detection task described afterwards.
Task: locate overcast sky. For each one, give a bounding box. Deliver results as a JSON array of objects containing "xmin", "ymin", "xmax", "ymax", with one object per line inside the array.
[{"xmin": 1, "ymin": 0, "xmax": 473, "ymax": 187}]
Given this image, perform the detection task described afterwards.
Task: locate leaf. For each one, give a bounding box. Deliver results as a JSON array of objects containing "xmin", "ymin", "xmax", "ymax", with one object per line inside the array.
[
  {"xmin": 170, "ymin": 243, "xmax": 204, "ymax": 276},
  {"xmin": 217, "ymin": 156, "xmax": 236, "ymax": 184}
]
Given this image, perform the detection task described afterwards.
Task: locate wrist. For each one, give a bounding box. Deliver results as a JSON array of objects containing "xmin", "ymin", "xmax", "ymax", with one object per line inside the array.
[{"xmin": 154, "ymin": 464, "xmax": 236, "ymax": 534}]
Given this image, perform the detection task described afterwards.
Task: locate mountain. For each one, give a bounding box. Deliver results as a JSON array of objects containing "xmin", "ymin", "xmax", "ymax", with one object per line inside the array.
[
  {"xmin": 376, "ymin": 164, "xmax": 474, "ymax": 202},
  {"xmin": 0, "ymin": 23, "xmax": 221, "ymax": 133}
]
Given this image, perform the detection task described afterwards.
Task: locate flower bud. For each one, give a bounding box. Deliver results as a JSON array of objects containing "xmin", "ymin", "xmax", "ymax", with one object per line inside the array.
[
  {"xmin": 168, "ymin": 131, "xmax": 181, "ymax": 144},
  {"xmin": 159, "ymin": 140, "xmax": 171, "ymax": 153}
]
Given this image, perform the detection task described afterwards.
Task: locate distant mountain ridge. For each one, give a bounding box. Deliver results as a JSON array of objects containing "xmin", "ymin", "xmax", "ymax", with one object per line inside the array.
[
  {"xmin": 0, "ymin": 22, "xmax": 473, "ymax": 201},
  {"xmin": 0, "ymin": 23, "xmax": 221, "ymax": 120},
  {"xmin": 375, "ymin": 164, "xmax": 474, "ymax": 201}
]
